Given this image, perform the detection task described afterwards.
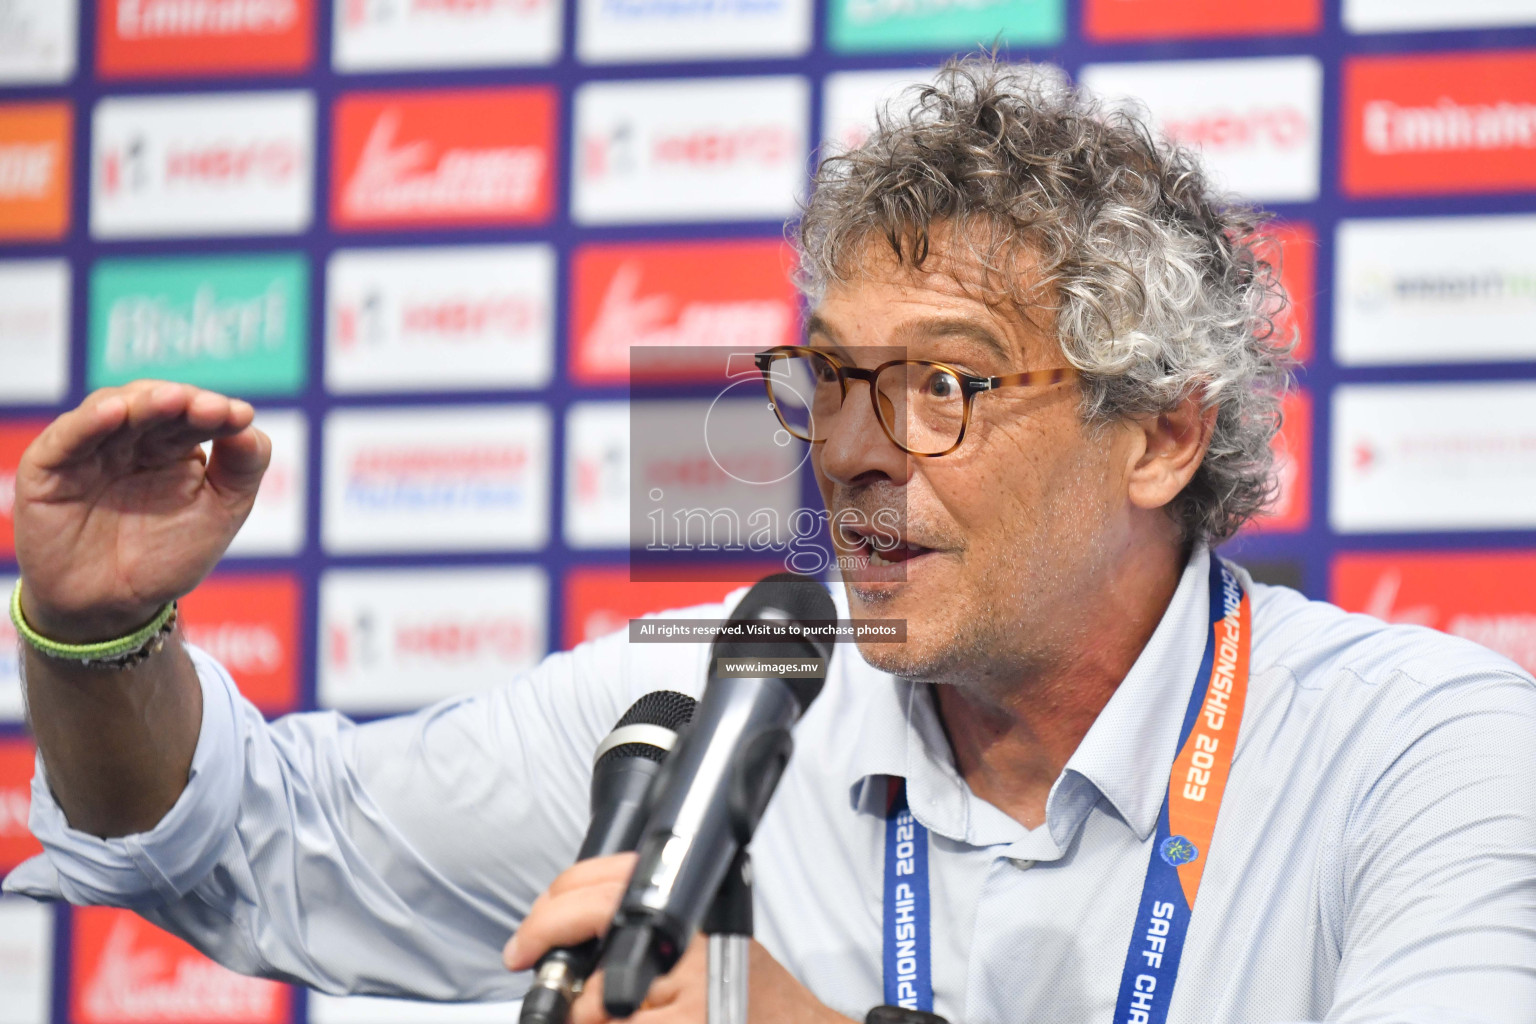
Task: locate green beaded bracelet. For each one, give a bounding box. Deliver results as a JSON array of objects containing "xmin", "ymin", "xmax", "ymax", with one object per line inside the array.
[{"xmin": 9, "ymin": 579, "xmax": 177, "ymax": 669}]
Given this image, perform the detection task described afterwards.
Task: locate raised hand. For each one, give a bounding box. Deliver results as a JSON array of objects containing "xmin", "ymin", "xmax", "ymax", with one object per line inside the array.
[{"xmin": 14, "ymin": 380, "xmax": 271, "ymax": 642}]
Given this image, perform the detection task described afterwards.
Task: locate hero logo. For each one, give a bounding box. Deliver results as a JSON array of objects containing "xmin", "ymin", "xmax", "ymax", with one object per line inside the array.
[
  {"xmin": 572, "ymin": 76, "xmax": 807, "ymax": 224},
  {"xmin": 91, "ymin": 92, "xmax": 315, "ymax": 239},
  {"xmin": 332, "ymin": 88, "xmax": 556, "ymax": 229},
  {"xmin": 571, "ymin": 239, "xmax": 799, "ymax": 382},
  {"xmin": 328, "ymin": 612, "xmax": 532, "ymax": 672},
  {"xmin": 0, "ymin": 139, "xmax": 55, "ymax": 199},
  {"xmin": 582, "ymin": 122, "xmax": 797, "ymax": 177},
  {"xmin": 318, "ymin": 567, "xmax": 547, "ymax": 713},
  {"xmin": 102, "ymin": 137, "xmax": 298, "ymax": 193},
  {"xmin": 1079, "ymin": 56, "xmax": 1322, "ymax": 203},
  {"xmin": 326, "ymin": 244, "xmax": 554, "ymax": 392},
  {"xmin": 336, "ymin": 291, "xmax": 537, "ymax": 348},
  {"xmin": 72, "ymin": 909, "xmax": 288, "ymax": 1024},
  {"xmin": 113, "ymin": 0, "xmax": 300, "ymax": 37}
]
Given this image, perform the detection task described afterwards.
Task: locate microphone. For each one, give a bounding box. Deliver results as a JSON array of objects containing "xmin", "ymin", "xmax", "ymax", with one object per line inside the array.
[
  {"xmin": 600, "ymin": 574, "xmax": 837, "ymax": 1018},
  {"xmin": 519, "ymin": 690, "xmax": 698, "ymax": 1024}
]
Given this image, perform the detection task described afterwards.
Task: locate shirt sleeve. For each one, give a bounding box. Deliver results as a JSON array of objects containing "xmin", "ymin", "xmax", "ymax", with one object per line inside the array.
[
  {"xmin": 4, "ymin": 627, "xmax": 714, "ymax": 1001},
  {"xmin": 1324, "ymin": 665, "xmax": 1536, "ymax": 1023}
]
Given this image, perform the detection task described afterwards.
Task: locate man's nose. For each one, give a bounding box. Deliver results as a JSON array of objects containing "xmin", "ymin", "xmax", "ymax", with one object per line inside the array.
[{"xmin": 816, "ymin": 379, "xmax": 913, "ymax": 488}]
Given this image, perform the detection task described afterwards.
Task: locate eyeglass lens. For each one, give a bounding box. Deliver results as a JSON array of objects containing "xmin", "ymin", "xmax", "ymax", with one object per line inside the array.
[{"xmin": 763, "ymin": 350, "xmax": 967, "ymax": 456}]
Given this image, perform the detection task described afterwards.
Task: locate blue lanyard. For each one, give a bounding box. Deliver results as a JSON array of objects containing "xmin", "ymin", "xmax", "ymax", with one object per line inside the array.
[
  {"xmin": 882, "ymin": 778, "xmax": 933, "ymax": 1011},
  {"xmin": 881, "ymin": 557, "xmax": 1246, "ymax": 1021}
]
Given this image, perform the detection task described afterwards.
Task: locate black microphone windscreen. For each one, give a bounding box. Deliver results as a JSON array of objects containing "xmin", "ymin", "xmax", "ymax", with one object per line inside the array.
[
  {"xmin": 727, "ymin": 572, "xmax": 836, "ymax": 629},
  {"xmin": 595, "ymin": 690, "xmax": 698, "ymax": 771}
]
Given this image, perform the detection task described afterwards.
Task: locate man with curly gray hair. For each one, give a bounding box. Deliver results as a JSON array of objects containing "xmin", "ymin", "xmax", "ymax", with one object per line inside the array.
[{"xmin": 9, "ymin": 53, "xmax": 1535, "ymax": 1024}]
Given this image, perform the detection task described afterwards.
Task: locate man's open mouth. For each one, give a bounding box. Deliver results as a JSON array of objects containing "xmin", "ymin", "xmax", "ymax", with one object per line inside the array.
[{"xmin": 835, "ymin": 522, "xmax": 938, "ymax": 580}]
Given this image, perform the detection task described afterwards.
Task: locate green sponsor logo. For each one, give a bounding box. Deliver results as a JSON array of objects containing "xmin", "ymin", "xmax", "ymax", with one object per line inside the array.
[
  {"xmin": 89, "ymin": 254, "xmax": 309, "ymax": 396},
  {"xmin": 828, "ymin": 0, "xmax": 1063, "ymax": 52}
]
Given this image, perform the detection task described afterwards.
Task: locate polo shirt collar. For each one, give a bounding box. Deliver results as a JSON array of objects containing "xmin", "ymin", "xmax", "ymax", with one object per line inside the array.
[{"xmin": 843, "ymin": 546, "xmax": 1214, "ymax": 848}]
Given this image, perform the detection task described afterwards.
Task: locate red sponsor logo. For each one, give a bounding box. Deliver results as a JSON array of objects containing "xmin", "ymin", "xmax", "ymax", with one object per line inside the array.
[
  {"xmin": 179, "ymin": 574, "xmax": 300, "ymax": 716},
  {"xmin": 0, "ymin": 103, "xmax": 71, "ymax": 241},
  {"xmin": 336, "ymin": 292, "xmax": 541, "ymax": 350},
  {"xmin": 101, "ymin": 136, "xmax": 301, "ymax": 196},
  {"xmin": 1084, "ymin": 0, "xmax": 1319, "ymax": 40},
  {"xmin": 0, "ymin": 738, "xmax": 43, "ymax": 876},
  {"xmin": 1162, "ymin": 104, "xmax": 1311, "ymax": 155},
  {"xmin": 71, "ymin": 907, "xmax": 290, "ymax": 1024},
  {"xmin": 0, "ymin": 421, "xmax": 47, "ymax": 560},
  {"xmin": 580, "ymin": 123, "xmax": 797, "ymax": 180},
  {"xmin": 1332, "ymin": 551, "xmax": 1536, "ymax": 675},
  {"xmin": 332, "ymin": 87, "xmax": 556, "ymax": 231},
  {"xmin": 1247, "ymin": 388, "xmax": 1311, "ymax": 534},
  {"xmin": 98, "ymin": 0, "xmax": 314, "ymax": 79},
  {"xmin": 1272, "ymin": 222, "xmax": 1315, "ymax": 364},
  {"xmin": 563, "ymin": 567, "xmax": 771, "ymax": 649},
  {"xmin": 570, "ymin": 240, "xmax": 798, "ymax": 383},
  {"xmin": 1343, "ymin": 50, "xmax": 1536, "ymax": 197}
]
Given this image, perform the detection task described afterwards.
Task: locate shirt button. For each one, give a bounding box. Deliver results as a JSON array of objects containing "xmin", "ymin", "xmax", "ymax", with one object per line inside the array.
[{"xmin": 1009, "ymin": 857, "xmax": 1035, "ymax": 870}]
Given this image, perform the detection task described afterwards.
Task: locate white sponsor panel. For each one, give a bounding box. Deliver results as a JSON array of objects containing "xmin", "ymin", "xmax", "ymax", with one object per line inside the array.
[
  {"xmin": 323, "ymin": 405, "xmax": 550, "ymax": 553},
  {"xmin": 1336, "ymin": 215, "xmax": 1536, "ymax": 366},
  {"xmin": 1332, "ymin": 383, "xmax": 1536, "ymax": 532},
  {"xmin": 0, "ymin": 897, "xmax": 51, "ymax": 1024},
  {"xmin": 318, "ymin": 566, "xmax": 547, "ymax": 714},
  {"xmin": 1078, "ymin": 56, "xmax": 1322, "ymax": 203},
  {"xmin": 578, "ymin": 0, "xmax": 811, "ymax": 63},
  {"xmin": 91, "ymin": 91, "xmax": 315, "ymax": 239},
  {"xmin": 0, "ymin": 574, "xmax": 18, "ymax": 723},
  {"xmin": 572, "ymin": 76, "xmax": 808, "ymax": 225},
  {"xmin": 326, "ymin": 244, "xmax": 555, "ymax": 394},
  {"xmin": 1344, "ymin": 0, "xmax": 1536, "ymax": 32},
  {"xmin": 633, "ymin": 395, "xmax": 803, "ymax": 553},
  {"xmin": 0, "ymin": 0, "xmax": 77, "ymax": 84},
  {"xmin": 822, "ymin": 67, "xmax": 934, "ymax": 155},
  {"xmin": 226, "ymin": 408, "xmax": 307, "ymax": 557},
  {"xmin": 310, "ymin": 994, "xmax": 522, "ymax": 1024},
  {"xmin": 334, "ymin": 0, "xmax": 560, "ymax": 71},
  {"xmin": 565, "ymin": 401, "xmax": 629, "ymax": 548},
  {"xmin": 0, "ymin": 259, "xmax": 69, "ymax": 405}
]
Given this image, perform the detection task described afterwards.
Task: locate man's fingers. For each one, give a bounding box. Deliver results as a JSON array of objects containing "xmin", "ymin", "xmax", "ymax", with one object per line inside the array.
[
  {"xmin": 205, "ymin": 427, "xmax": 271, "ymax": 504},
  {"xmin": 503, "ymin": 881, "xmax": 628, "ymax": 971},
  {"xmin": 546, "ymin": 853, "xmax": 639, "ymax": 899},
  {"xmin": 28, "ymin": 383, "xmax": 255, "ymax": 476},
  {"xmin": 24, "ymin": 389, "xmax": 129, "ymax": 472},
  {"xmin": 568, "ymin": 968, "xmax": 608, "ymax": 1024}
]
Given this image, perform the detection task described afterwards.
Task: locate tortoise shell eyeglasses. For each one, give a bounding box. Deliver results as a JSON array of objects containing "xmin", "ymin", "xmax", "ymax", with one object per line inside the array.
[{"xmin": 752, "ymin": 345, "xmax": 1079, "ymax": 458}]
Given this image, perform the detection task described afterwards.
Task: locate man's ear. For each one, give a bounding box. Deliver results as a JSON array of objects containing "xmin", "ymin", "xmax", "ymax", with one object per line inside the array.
[{"xmin": 1126, "ymin": 392, "xmax": 1217, "ymax": 513}]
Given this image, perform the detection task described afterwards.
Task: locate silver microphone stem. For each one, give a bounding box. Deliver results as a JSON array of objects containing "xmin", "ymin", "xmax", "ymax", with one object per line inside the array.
[{"xmin": 708, "ymin": 934, "xmax": 749, "ymax": 1024}]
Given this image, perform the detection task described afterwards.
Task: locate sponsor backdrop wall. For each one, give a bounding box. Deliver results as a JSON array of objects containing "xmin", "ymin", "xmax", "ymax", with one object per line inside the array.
[{"xmin": 2, "ymin": 0, "xmax": 1535, "ymax": 1020}]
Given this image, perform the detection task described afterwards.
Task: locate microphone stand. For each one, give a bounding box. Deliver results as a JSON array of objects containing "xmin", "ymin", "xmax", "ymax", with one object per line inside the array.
[{"xmin": 702, "ymin": 848, "xmax": 753, "ymax": 1024}]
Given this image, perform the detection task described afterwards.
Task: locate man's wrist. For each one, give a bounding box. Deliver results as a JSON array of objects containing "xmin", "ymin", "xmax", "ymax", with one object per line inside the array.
[{"xmin": 17, "ymin": 580, "xmax": 167, "ymax": 646}]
